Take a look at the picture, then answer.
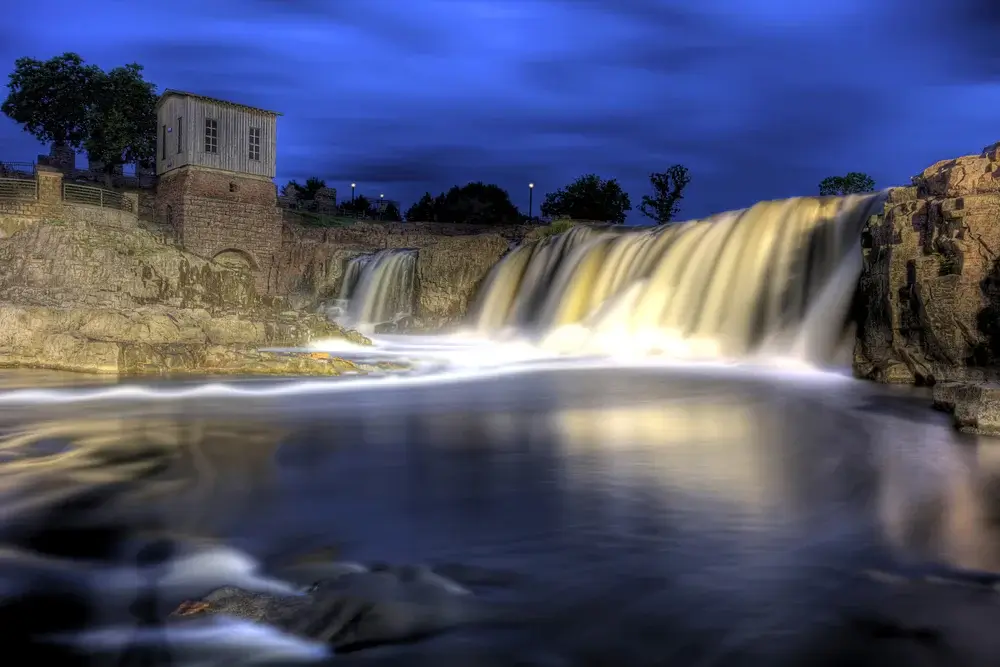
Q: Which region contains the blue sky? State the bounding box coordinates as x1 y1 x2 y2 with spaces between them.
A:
1 0 999 220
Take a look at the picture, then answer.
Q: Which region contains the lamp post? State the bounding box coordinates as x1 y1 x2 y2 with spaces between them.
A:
379 193 384 221
528 183 534 222
350 183 357 218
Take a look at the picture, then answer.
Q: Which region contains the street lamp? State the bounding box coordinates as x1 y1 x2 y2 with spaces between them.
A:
528 183 534 222
379 193 384 221
350 183 356 202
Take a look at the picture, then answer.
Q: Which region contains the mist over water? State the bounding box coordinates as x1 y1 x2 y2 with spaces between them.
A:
4 193 1000 666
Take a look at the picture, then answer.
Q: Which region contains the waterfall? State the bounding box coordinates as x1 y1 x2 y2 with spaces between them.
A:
335 249 417 331
472 193 887 363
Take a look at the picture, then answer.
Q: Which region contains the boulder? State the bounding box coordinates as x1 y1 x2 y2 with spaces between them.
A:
932 381 1000 435
169 563 495 653
0 219 370 375
854 145 1000 384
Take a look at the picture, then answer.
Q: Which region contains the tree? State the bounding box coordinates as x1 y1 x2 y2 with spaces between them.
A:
340 194 373 218
282 177 327 200
84 63 157 174
540 174 631 224
639 164 690 224
404 192 436 221
381 202 402 222
1 52 102 149
403 183 520 224
818 172 876 196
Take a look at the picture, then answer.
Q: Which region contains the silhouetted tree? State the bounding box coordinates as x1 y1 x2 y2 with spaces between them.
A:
639 164 690 224
818 172 876 196
2 52 101 150
84 63 157 174
541 174 631 224
405 192 436 221
404 183 520 224
381 202 402 222
2 54 157 175
282 176 327 200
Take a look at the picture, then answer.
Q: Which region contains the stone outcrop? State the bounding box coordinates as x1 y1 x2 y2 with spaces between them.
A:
275 224 511 327
854 144 1000 385
0 219 369 375
931 381 1000 435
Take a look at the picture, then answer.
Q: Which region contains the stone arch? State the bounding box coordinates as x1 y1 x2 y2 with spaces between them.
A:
212 248 259 271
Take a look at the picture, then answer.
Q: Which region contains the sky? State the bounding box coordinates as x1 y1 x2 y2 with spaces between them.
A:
1 0 999 221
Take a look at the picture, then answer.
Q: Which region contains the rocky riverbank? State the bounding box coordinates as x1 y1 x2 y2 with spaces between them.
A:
854 142 1000 386
0 219 371 376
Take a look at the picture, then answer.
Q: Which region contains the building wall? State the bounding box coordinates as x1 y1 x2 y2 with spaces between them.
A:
156 95 277 179
156 165 281 292
155 95 190 174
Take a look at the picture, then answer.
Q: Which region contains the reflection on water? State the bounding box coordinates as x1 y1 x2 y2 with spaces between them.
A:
2 365 1000 663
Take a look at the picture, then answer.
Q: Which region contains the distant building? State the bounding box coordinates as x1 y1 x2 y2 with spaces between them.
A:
153 89 282 290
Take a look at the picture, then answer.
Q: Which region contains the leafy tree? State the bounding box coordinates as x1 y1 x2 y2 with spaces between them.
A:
84 63 157 174
404 183 520 224
818 172 876 196
340 194 373 217
282 176 327 200
405 192 436 221
639 164 690 224
381 202 402 222
1 52 101 149
540 174 631 224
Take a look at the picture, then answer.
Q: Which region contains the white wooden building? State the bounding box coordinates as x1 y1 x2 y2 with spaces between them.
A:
154 90 280 178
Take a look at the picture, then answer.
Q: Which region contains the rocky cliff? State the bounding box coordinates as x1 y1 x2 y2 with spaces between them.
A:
275 223 511 327
0 219 368 375
854 143 1000 386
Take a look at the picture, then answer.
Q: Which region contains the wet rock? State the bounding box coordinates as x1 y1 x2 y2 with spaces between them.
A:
932 381 1000 435
169 564 496 653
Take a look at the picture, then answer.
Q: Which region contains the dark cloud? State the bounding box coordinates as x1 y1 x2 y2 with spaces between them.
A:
1 0 999 219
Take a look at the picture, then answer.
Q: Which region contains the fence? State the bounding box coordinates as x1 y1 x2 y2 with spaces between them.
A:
63 182 134 213
0 161 36 179
0 177 37 200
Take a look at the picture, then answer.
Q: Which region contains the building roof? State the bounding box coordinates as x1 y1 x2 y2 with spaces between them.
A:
156 89 282 116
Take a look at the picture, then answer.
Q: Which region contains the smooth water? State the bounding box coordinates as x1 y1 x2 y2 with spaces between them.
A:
3 334 1000 665
4 193 1000 665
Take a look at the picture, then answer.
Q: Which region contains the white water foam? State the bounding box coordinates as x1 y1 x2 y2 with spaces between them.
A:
0 332 852 406
51 617 332 664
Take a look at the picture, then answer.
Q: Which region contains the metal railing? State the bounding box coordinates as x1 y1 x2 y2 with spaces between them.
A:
0 161 36 179
63 182 134 213
0 177 37 200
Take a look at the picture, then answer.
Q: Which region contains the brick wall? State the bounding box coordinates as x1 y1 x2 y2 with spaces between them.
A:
156 166 282 292
0 167 138 236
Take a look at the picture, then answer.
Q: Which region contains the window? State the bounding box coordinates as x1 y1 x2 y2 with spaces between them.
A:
161 124 167 159
248 127 261 161
204 119 218 153
176 116 183 154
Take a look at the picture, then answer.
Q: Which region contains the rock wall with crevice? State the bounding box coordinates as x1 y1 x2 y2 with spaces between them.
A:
855 143 1000 385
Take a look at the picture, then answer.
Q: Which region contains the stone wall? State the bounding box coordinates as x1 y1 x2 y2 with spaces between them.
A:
0 167 138 237
156 166 282 292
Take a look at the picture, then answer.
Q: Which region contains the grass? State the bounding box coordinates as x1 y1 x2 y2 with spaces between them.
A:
286 211 362 228
533 218 578 240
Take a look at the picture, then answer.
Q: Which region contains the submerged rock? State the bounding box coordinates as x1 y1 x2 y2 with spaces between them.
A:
169 563 494 653
0 220 371 375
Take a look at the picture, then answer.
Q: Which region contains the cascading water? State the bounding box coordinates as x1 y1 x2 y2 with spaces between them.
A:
472 193 887 364
335 249 417 332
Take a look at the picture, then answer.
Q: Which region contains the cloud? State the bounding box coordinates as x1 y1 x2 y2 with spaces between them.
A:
1 0 999 219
